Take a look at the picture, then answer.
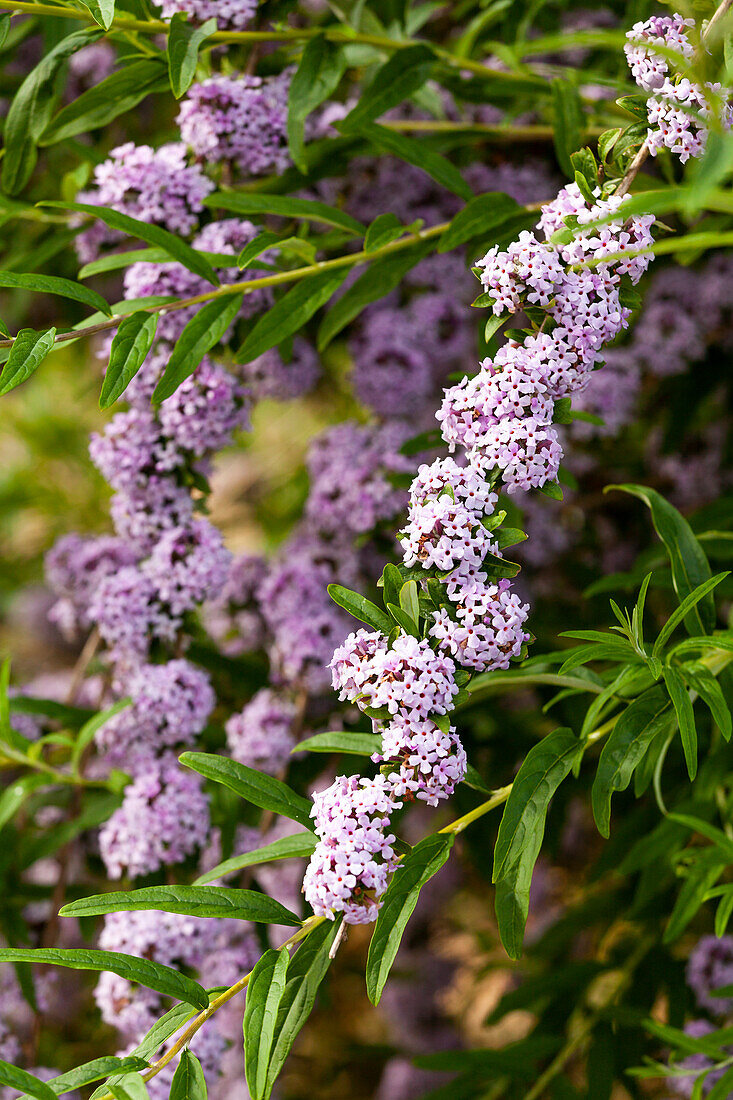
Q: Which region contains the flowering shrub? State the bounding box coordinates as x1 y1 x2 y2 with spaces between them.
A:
0 2 732 1099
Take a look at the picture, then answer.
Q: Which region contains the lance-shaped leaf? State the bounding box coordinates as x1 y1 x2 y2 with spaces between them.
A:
167 14 217 99
170 1049 207 1100
0 948 208 1010
551 79 585 176
108 1073 149 1100
236 269 348 363
101 312 158 408
244 948 290 1100
437 192 525 254
80 0 115 28
366 834 454 1004
653 573 729 656
2 28 102 194
23 1056 150 1099
364 213 406 252
339 44 435 131
180 752 313 829
0 1061 55 1100
153 293 244 402
41 202 219 286
347 121 473 200
0 272 110 315
297 731 382 756
680 661 732 740
591 685 673 837
663 665 698 779
493 728 582 958
238 231 280 269
288 35 346 172
264 919 341 1094
194 832 317 886
664 849 725 943
0 328 56 396
609 485 715 635
40 60 169 144
59 885 300 925
327 584 393 633
204 192 365 236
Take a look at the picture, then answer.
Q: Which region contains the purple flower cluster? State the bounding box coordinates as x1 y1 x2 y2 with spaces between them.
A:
225 688 296 774
158 0 257 29
240 340 321 402
686 935 733 1013
177 72 291 176
626 14 733 162
45 534 138 640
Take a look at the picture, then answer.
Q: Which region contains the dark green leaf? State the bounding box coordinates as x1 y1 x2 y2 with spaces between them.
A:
204 192 365 235
0 775 47 832
40 60 168 144
153 294 243 402
653 573 729 656
493 728 582 958
438 192 520 253
609 485 715 635
364 213 404 252
2 28 102 195
317 240 433 349
194 832 317 886
0 328 56 396
297 731 382 755
22 1057 149 1099
0 1061 55 1100
366 834 454 1004
170 1049 207 1100
244 947 289 1100
327 583 393 633
0 948 208 1010
664 665 698 779
167 14 217 99
349 121 472 200
399 579 420 627
237 270 348 363
551 79 585 177
41 202 219 286
340 44 435 131
0 14 9 49
180 752 313 829
238 231 280 269
664 851 724 943
59 885 300 925
680 662 732 740
591 685 673 837
288 35 346 172
0 271 110 315
101 312 158 408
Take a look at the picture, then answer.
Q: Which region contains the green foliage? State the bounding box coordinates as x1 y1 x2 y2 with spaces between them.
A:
180 752 314 829
100 313 158 408
0 327 56 396
167 14 216 99
59 885 301 925
153 294 244 402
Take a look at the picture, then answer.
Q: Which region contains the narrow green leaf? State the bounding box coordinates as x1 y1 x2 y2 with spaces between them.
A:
109 1073 150 1100
80 0 115 28
180 752 313 829
170 1049 207 1100
0 271 110 315
167 14 217 98
349 121 472 200
297 731 382 755
101 312 158 408
493 728 582 958
236 270 348 364
204 192 365 236
264 920 341 1094
609 485 715 635
340 44 435 131
153 294 243 402
653 573 729 656
680 662 732 740
0 775 47 832
327 584 393 634
317 240 433 349
399 579 420 627
387 603 421 637
664 851 724 943
244 947 290 1100
364 213 404 252
40 60 168 144
664 665 698 779
41 202 219 286
238 231 280 269
194 832 317 886
0 328 56 396
0 1061 55 1100
668 813 733 862
288 35 346 172
438 192 521 253
0 948 208 1010
72 698 131 769
59 885 300 925
366 834 454 1004
21 1056 150 1099
551 79 585 177
0 14 9 49
2 28 102 195
591 685 673 837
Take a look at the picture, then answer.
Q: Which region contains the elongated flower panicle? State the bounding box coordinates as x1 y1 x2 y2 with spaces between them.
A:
225 688 297 774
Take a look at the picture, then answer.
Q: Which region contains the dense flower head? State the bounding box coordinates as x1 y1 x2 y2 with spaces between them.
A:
401 494 497 572
110 477 195 557
303 773 399 923
624 13 695 91
158 0 257 29
157 359 251 457
96 660 215 768
330 629 390 700
203 553 268 655
99 754 210 878
143 518 231 615
239 339 321 402
375 716 467 806
335 632 458 721
686 935 733 1013
476 231 564 315
89 566 178 664
89 408 183 493
431 577 530 671
647 77 733 162
45 534 138 640
473 416 563 494
351 306 435 417
225 689 296 774
76 143 213 261
409 456 498 516
177 72 291 175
